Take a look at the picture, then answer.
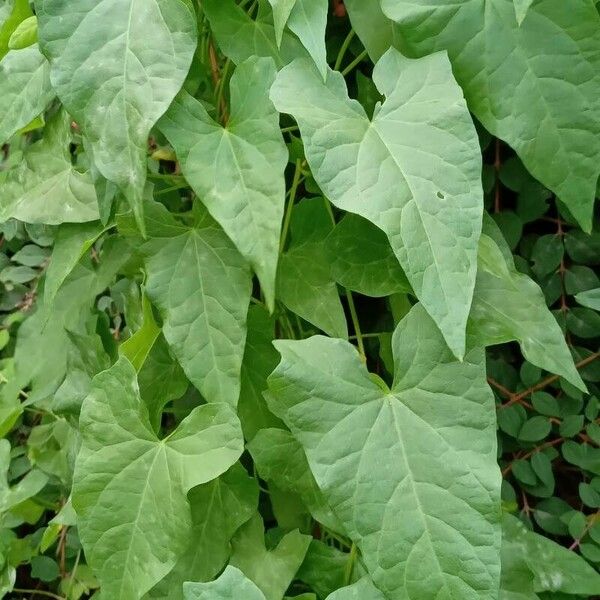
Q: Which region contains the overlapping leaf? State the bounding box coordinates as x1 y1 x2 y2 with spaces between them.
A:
160 57 287 309
0 45 53 144
470 231 585 390
268 303 501 600
381 0 600 231
73 357 243 600
0 110 99 224
35 0 198 229
142 202 252 406
271 48 483 358
148 464 258 600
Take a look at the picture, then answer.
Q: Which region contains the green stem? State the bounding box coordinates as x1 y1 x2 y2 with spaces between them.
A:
66 549 81 596
346 290 365 361
335 30 356 71
279 159 303 252
341 49 368 76
281 125 300 134
215 58 232 123
344 543 358 585
322 199 366 360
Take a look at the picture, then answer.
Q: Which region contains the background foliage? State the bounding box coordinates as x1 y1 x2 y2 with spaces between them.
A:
0 0 599 599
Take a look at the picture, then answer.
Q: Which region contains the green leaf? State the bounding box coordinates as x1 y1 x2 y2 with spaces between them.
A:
143 202 252 406
35 0 198 230
73 357 243 600
238 306 284 441
286 0 328 78
297 541 347 599
159 57 287 309
120 294 161 372
0 46 53 145
230 513 311 600
325 214 411 297
469 233 585 391
344 0 401 62
203 0 307 67
137 335 188 433
277 198 347 338
0 109 99 224
502 514 600 595
267 303 501 600
0 439 47 516
44 221 104 306
513 0 534 25
8 15 37 50
183 566 266 600
270 49 483 358
325 578 387 600
0 0 32 59
266 0 297 46
248 428 343 532
148 464 258 600
575 287 600 311
267 0 327 76
381 0 600 231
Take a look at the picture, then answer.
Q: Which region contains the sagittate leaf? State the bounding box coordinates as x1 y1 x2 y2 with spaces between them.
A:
143 202 252 406
148 463 258 600
381 0 600 231
267 303 501 600
159 57 287 309
469 232 585 391
183 566 266 600
230 513 312 600
270 48 483 358
35 0 198 230
0 46 53 145
0 109 99 224
502 514 600 595
72 357 243 600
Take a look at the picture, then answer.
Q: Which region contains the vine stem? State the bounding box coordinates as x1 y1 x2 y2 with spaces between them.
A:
344 543 358 585
341 50 368 76
279 159 304 252
334 29 355 71
322 199 366 361
503 351 600 407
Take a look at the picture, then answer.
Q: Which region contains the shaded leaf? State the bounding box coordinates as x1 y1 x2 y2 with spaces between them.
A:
160 57 287 309
36 0 198 230
271 49 483 358
73 357 244 600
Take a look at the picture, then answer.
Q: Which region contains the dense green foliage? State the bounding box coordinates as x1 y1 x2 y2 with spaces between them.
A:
0 0 599 598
